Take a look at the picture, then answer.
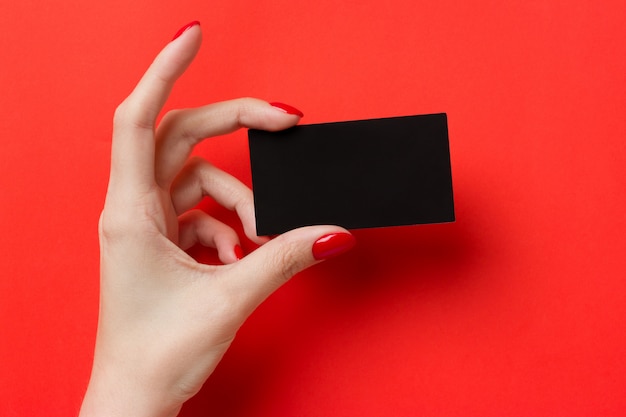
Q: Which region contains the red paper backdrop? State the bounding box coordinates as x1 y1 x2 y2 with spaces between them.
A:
1 1 625 415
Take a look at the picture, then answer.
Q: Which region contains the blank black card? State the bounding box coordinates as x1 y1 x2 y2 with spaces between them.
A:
248 113 454 235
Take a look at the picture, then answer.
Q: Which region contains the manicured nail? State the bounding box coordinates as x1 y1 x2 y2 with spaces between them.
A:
270 102 304 117
172 21 200 41
312 233 356 261
234 244 244 260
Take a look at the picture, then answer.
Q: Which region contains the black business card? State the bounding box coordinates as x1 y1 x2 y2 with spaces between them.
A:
248 113 455 235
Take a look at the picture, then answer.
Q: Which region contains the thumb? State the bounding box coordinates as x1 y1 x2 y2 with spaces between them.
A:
227 226 356 313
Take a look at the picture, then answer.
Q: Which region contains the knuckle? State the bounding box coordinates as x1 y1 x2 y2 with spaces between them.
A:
113 99 153 131
97 211 107 237
192 158 217 188
98 205 154 243
112 101 129 126
233 97 259 127
159 108 184 128
98 209 124 241
267 242 307 284
159 108 196 142
234 194 254 218
113 100 138 125
188 155 210 171
98 209 130 242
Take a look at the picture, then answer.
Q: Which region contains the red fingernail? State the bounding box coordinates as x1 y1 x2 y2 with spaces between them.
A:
270 102 304 117
234 244 244 260
312 233 356 261
172 21 200 41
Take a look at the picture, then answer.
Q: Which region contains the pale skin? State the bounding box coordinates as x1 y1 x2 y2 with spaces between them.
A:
79 23 355 417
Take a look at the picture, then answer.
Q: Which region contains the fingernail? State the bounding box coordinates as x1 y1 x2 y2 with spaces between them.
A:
234 244 244 260
312 233 356 261
172 21 200 41
234 245 245 261
270 102 304 117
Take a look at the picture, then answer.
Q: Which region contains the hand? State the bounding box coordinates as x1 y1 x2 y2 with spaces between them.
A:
79 22 355 417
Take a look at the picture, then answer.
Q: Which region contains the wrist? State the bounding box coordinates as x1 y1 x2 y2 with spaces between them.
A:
79 356 183 417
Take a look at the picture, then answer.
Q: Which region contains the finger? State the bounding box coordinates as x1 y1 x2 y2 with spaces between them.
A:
109 22 202 193
170 157 267 245
218 226 356 315
178 209 243 264
154 98 303 186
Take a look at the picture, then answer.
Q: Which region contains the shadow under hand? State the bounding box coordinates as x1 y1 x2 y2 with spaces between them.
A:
180 219 479 416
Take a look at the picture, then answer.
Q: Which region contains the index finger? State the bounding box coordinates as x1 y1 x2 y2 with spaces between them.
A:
109 22 202 193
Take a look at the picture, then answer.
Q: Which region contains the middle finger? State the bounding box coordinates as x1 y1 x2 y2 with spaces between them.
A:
154 97 302 187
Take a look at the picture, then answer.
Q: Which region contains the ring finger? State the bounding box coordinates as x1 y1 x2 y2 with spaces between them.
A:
170 157 267 245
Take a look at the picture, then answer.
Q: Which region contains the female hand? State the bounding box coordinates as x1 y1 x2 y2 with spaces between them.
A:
79 22 355 417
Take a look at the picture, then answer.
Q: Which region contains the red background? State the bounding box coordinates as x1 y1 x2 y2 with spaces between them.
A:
1 0 625 415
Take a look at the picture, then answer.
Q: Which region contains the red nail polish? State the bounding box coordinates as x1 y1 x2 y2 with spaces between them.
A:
270 102 304 117
234 244 244 260
312 233 356 261
172 21 200 41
